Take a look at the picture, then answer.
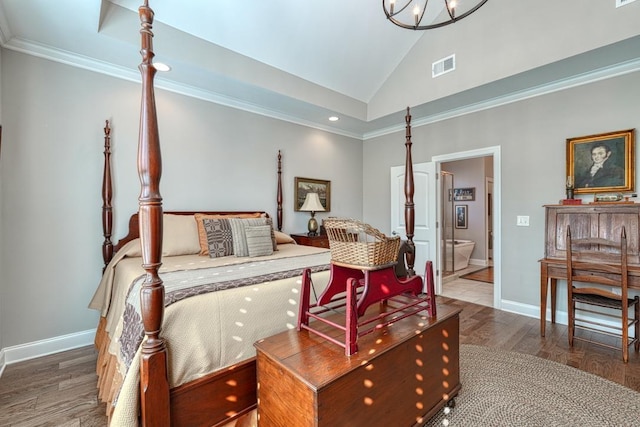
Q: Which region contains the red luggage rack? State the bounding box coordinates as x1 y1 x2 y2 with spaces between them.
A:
296 218 437 356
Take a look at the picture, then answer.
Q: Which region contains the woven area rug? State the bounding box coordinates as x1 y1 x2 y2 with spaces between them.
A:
459 267 493 283
424 345 640 427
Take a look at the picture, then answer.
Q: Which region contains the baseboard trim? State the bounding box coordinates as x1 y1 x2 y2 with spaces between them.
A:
0 349 6 378
469 258 488 267
499 299 636 338
0 328 96 375
501 298 569 325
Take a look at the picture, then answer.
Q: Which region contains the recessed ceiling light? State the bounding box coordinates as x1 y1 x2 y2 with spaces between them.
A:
153 62 171 72
329 116 339 122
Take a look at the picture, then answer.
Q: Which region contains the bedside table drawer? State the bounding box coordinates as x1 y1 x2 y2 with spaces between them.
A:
291 233 329 248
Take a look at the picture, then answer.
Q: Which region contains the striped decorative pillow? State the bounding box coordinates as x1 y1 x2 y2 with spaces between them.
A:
245 225 274 257
229 218 269 257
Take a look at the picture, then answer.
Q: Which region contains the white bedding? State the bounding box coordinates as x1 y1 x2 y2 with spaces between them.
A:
90 240 332 426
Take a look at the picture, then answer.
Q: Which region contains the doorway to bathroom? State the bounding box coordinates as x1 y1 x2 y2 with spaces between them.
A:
434 147 500 309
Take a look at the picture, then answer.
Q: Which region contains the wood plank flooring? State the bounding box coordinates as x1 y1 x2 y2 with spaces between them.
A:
459 266 493 283
0 297 638 426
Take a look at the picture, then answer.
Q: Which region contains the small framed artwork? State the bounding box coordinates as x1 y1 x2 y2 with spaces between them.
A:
453 187 475 201
294 177 331 212
455 205 468 229
567 129 635 194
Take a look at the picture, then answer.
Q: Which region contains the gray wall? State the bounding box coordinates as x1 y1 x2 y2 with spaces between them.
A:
0 49 362 354
363 70 640 310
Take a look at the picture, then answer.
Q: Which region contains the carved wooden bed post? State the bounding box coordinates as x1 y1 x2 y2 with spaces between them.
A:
102 120 113 272
277 150 283 231
404 107 416 276
137 1 170 425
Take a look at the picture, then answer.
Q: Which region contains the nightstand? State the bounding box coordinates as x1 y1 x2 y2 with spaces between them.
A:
290 233 329 249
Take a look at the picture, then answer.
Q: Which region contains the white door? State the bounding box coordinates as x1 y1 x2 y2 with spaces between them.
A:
390 162 438 291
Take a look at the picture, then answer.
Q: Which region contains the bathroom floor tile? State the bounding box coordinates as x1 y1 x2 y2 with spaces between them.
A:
441 264 494 307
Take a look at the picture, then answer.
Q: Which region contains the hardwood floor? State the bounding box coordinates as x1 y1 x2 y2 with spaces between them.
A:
0 346 107 426
1 297 638 426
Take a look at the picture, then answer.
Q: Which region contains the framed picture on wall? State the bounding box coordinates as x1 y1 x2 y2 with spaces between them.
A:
453 187 475 201
294 177 331 212
567 128 635 194
455 205 468 229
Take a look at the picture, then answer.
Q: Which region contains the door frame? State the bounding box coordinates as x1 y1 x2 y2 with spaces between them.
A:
432 146 501 309
486 177 494 262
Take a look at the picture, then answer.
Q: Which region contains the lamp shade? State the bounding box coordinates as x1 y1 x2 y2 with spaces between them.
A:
300 193 325 212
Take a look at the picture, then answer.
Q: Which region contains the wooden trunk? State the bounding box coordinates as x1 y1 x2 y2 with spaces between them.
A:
255 304 461 427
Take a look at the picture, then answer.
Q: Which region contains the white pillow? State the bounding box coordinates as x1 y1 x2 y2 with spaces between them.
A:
274 230 295 245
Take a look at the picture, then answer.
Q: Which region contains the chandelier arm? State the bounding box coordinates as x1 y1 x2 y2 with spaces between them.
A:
416 0 428 27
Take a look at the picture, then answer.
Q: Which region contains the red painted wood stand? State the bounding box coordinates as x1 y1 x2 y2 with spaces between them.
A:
297 261 437 355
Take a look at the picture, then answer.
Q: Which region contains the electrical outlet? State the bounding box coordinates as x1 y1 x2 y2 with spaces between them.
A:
516 216 530 226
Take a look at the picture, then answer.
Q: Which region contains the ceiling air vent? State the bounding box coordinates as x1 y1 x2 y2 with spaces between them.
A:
432 54 455 78
616 0 637 7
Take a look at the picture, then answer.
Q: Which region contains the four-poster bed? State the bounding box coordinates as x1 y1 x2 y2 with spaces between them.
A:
93 115 333 426
91 1 428 426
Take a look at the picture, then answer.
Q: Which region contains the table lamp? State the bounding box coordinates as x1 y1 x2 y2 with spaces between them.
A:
300 192 325 236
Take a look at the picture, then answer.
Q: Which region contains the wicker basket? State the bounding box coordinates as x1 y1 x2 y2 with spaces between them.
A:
323 218 401 269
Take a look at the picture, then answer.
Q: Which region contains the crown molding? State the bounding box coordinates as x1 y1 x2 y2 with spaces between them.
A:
2 36 639 141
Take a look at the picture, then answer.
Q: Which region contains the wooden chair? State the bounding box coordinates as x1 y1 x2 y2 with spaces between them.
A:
566 226 640 362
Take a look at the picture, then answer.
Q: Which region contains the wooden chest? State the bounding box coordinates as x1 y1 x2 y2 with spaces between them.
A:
255 304 461 427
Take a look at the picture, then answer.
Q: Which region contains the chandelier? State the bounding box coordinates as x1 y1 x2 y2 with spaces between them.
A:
383 0 488 30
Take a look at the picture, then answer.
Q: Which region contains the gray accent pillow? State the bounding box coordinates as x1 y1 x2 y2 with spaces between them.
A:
203 218 234 258
245 225 275 257
265 217 277 251
229 218 269 257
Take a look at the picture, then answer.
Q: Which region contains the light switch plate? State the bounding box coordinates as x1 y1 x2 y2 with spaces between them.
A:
516 216 530 226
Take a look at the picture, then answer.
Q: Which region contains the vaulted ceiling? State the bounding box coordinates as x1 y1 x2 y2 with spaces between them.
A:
1 0 639 138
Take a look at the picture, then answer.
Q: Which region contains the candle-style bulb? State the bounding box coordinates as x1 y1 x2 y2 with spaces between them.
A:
446 0 457 18
389 0 395 14
413 4 420 25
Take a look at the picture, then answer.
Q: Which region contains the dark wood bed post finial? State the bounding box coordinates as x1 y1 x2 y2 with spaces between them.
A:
277 150 283 231
137 1 170 425
404 107 416 276
102 120 113 272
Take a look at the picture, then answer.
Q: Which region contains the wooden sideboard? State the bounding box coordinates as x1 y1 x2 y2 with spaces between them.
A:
540 203 640 336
